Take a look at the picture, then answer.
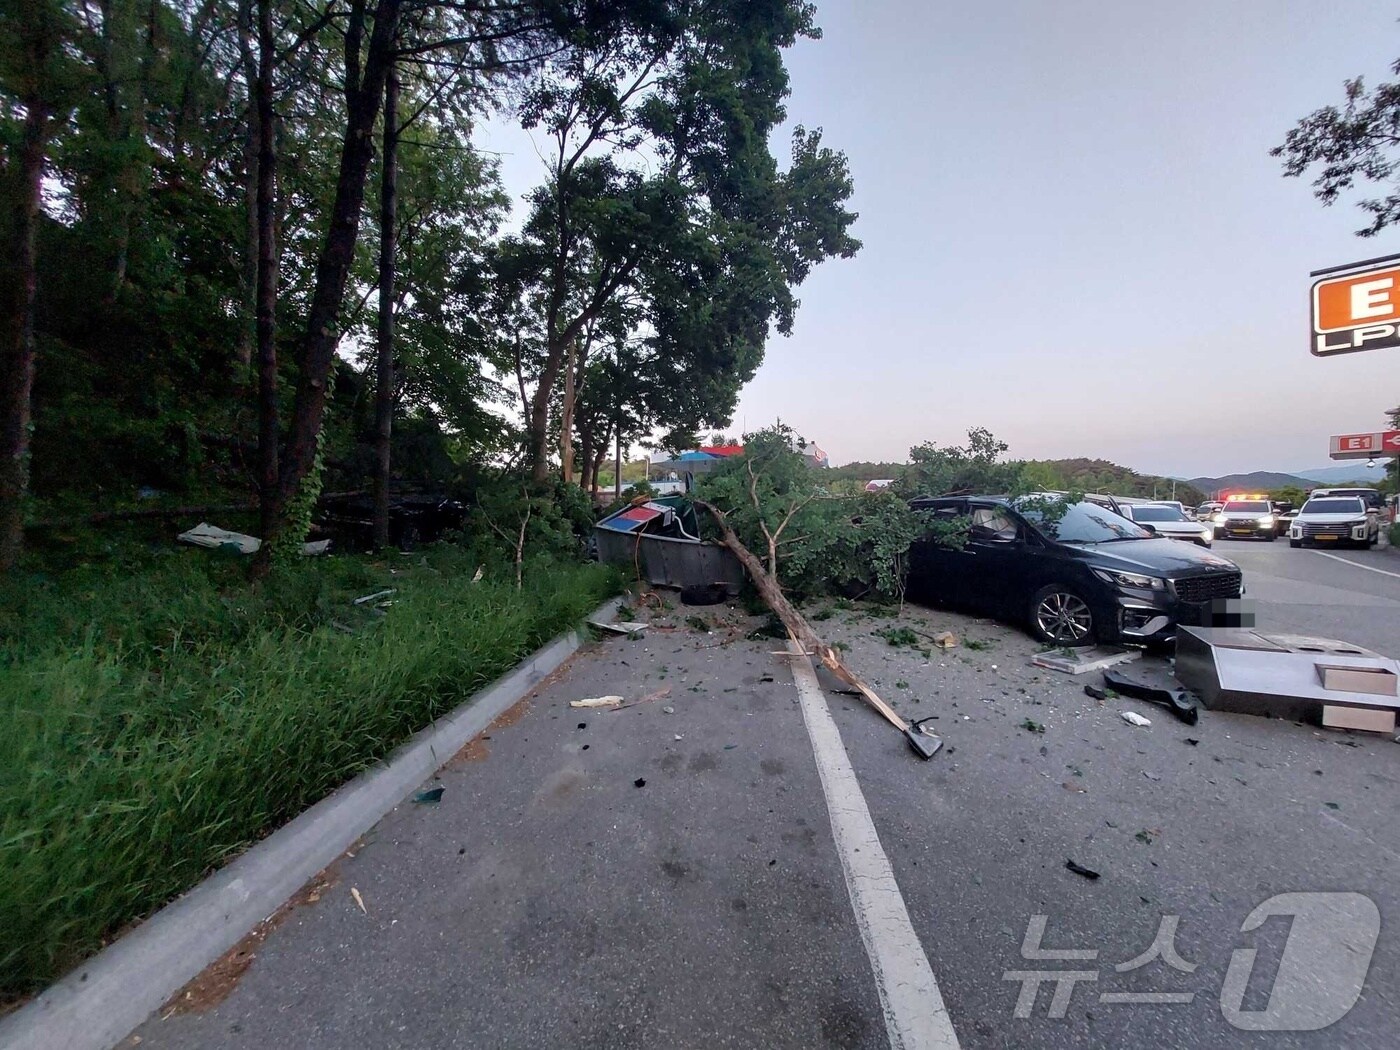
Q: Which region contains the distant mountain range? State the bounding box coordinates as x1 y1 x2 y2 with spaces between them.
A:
1187 463 1389 495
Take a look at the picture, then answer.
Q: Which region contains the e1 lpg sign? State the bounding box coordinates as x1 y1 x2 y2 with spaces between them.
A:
1311 263 1400 356
1330 430 1400 459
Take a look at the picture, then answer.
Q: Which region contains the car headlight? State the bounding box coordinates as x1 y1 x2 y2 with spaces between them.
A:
1258 515 1274 527
1093 568 1166 591
1199 529 1212 541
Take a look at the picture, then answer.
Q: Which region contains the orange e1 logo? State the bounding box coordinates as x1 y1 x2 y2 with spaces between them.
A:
1311 262 1400 355
1313 267 1400 331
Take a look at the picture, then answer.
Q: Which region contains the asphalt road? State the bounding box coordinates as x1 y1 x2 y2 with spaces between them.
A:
124 550 1400 1050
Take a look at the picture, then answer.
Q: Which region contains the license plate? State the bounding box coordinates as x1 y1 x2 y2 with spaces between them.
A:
1229 529 1252 535
1316 535 1338 542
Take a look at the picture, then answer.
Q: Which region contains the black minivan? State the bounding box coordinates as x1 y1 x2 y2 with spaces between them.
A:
906 496 1244 647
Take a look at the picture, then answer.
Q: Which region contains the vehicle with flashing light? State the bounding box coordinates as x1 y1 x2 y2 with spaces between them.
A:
1211 496 1277 541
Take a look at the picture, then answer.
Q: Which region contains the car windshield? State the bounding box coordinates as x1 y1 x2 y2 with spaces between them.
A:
1302 498 1364 514
1130 506 1188 522
1318 490 1379 506
1016 500 1152 543
1223 501 1270 513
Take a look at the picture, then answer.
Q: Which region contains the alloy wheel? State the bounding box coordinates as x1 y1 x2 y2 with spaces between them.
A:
1035 592 1093 644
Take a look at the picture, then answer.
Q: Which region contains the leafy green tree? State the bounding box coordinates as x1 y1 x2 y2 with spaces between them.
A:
896 428 1022 499
1274 55 1400 235
505 1 860 483
0 0 84 569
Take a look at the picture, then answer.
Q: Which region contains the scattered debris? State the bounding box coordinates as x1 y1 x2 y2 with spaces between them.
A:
927 631 959 649
570 695 624 708
877 626 921 648
1134 829 1159 845
1142 771 1161 781
1121 711 1152 727
633 778 647 788
723 744 737 750
1185 738 1199 746
350 887 367 914
590 620 649 637
1033 646 1140 675
1102 670 1200 725
178 522 330 557
471 566 484 583
411 787 444 804
1020 719 1046 734
577 722 587 730
1062 781 1087 793
1083 684 1117 702
352 588 396 606
1324 801 1340 810
612 687 671 711
661 705 675 714
1065 859 1101 880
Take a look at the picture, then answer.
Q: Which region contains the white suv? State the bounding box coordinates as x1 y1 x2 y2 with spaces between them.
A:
1288 496 1380 549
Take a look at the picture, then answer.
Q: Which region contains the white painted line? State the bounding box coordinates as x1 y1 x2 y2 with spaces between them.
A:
1310 549 1400 580
787 642 960 1050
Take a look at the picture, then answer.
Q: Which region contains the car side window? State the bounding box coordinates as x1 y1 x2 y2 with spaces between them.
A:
969 506 1017 542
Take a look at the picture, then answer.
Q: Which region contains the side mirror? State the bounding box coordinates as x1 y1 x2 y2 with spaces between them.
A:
1141 523 1158 535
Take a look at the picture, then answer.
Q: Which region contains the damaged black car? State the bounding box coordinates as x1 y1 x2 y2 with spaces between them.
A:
905 496 1243 647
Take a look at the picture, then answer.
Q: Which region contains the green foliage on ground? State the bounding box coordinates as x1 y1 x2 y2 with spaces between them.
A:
1390 522 1400 547
0 546 618 997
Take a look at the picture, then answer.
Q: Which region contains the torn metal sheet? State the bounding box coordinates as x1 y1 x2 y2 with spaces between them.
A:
589 620 649 637
178 522 330 557
1176 627 1400 729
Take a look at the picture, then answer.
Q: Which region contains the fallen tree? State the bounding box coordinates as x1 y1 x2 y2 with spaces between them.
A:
694 496 942 760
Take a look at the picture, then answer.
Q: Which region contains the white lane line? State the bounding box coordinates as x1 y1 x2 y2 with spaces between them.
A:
1309 549 1400 580
787 643 960 1050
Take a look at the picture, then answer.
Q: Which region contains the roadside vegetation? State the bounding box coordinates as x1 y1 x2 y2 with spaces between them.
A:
0 539 617 998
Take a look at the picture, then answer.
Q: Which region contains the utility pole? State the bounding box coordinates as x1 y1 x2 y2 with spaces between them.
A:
614 417 622 502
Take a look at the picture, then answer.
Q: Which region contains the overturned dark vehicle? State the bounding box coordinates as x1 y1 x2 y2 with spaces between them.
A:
317 493 467 551
906 495 1244 647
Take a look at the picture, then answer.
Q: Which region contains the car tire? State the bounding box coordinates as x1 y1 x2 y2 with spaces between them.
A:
1289 539 1301 548
1264 534 1275 542
1368 532 1379 547
1028 585 1096 648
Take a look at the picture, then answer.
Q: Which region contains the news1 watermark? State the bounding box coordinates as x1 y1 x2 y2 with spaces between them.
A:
1004 893 1380 1031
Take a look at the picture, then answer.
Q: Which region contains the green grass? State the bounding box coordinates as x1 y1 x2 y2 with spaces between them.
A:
0 545 617 997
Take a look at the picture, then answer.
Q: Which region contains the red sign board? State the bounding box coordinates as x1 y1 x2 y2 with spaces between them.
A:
1330 430 1400 459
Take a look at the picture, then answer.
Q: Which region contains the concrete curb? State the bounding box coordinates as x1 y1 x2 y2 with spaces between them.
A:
0 596 621 1050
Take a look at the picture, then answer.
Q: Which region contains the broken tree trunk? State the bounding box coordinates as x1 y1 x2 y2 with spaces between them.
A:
693 499 940 759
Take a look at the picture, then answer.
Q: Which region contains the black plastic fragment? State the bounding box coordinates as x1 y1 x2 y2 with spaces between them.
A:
1102 669 1201 725
1065 859 1101 880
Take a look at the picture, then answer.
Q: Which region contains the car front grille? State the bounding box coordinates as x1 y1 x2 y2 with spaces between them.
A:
1300 521 1363 536
1172 572 1243 603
